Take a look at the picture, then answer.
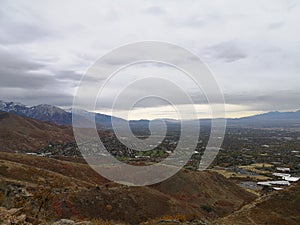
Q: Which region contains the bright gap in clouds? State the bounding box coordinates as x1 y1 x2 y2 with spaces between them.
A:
92 62 261 120
93 62 214 120
95 104 264 120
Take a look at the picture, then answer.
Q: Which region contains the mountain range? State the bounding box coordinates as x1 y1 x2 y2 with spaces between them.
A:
1 100 300 128
229 110 300 128
0 100 125 128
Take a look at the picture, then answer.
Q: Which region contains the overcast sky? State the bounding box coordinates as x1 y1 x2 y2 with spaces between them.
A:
0 0 299 119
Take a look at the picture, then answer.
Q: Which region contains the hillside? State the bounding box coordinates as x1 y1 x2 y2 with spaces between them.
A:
0 152 256 224
152 170 255 217
218 182 300 225
0 112 74 152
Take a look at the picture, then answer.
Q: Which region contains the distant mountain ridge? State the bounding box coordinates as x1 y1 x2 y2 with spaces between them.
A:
0 100 125 127
229 110 300 128
1 100 300 128
0 100 72 125
243 110 300 120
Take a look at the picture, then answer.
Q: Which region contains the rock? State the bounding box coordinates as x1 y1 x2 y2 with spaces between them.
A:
75 222 92 225
52 219 92 225
141 219 210 225
52 219 75 225
0 207 32 225
105 204 113 211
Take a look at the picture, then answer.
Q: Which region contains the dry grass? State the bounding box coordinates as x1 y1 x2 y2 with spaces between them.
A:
218 182 300 225
238 163 273 175
0 152 257 224
210 168 270 181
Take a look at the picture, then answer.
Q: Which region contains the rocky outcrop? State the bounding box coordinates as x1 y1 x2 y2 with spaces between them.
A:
0 207 32 225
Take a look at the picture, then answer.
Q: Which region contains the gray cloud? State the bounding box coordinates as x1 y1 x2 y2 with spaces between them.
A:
54 70 83 81
0 0 299 118
0 4 54 45
203 41 247 63
143 6 165 15
0 49 56 88
0 47 76 107
172 15 206 28
267 21 284 30
0 71 55 89
0 87 74 108
225 90 300 111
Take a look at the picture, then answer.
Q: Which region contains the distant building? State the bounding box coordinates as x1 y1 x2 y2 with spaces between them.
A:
134 155 150 159
257 181 290 186
283 176 300 182
271 162 282 165
272 172 299 182
273 187 283 190
272 173 291 178
276 167 290 172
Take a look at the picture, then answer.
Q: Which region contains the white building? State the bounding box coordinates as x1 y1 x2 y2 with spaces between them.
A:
272 173 291 178
284 176 300 182
276 167 290 172
257 181 291 186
